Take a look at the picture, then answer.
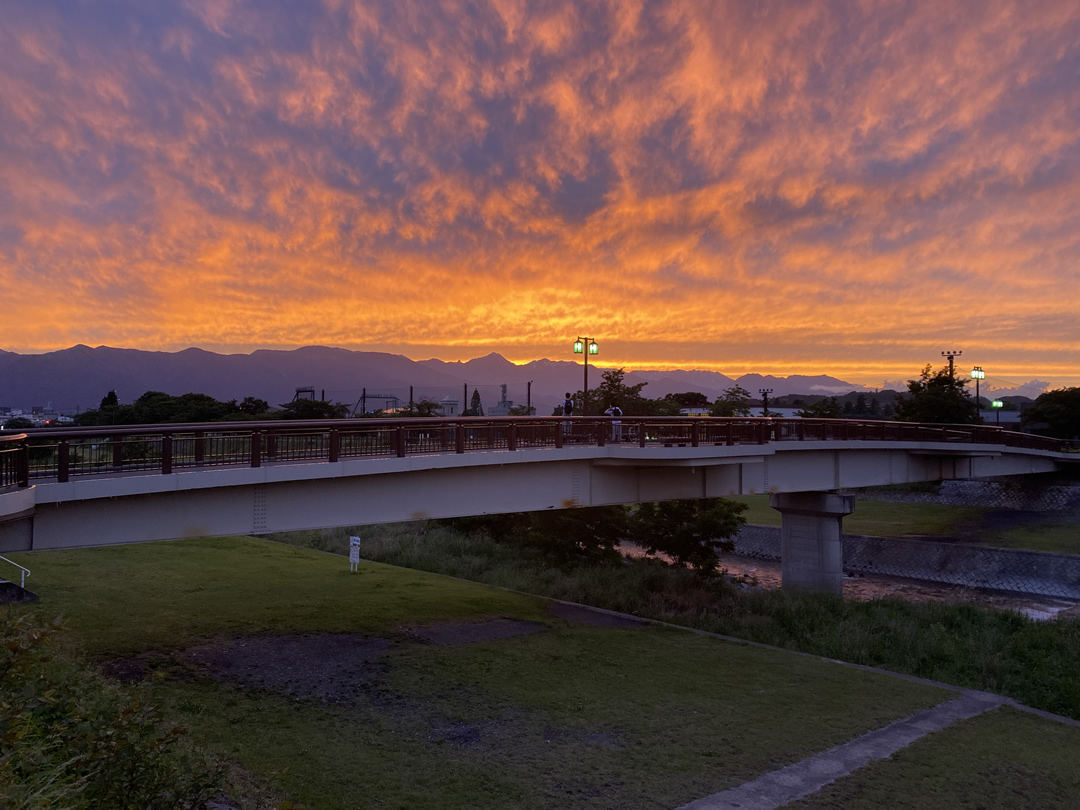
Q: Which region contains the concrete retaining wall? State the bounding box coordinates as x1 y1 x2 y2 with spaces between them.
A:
863 480 1080 511
733 525 1080 599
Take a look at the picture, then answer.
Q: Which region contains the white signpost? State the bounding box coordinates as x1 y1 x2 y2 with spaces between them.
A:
349 536 361 572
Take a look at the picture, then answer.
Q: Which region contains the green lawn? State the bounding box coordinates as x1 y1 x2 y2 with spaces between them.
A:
979 516 1080 555
10 536 952 809
733 495 980 538
732 494 1080 554
791 706 1080 809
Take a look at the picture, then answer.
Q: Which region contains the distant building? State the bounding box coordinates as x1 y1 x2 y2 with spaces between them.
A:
438 396 460 416
679 407 710 417
488 384 514 417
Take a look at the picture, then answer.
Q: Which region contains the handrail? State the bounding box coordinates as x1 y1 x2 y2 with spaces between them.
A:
0 417 1075 491
0 554 29 589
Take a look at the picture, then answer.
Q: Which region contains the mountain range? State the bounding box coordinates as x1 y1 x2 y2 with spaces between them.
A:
0 344 875 415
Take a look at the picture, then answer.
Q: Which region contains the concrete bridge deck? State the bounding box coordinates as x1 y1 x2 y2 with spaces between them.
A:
2 417 1075 594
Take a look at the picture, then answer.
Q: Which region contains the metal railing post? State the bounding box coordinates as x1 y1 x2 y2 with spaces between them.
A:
691 422 699 447
16 443 29 488
507 424 517 452
328 429 340 463
112 437 123 472
456 424 465 453
639 422 647 448
194 432 205 466
250 432 262 468
161 434 173 475
396 427 406 458
57 440 70 483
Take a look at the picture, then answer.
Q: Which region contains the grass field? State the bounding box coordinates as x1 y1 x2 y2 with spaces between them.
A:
9 536 959 809
790 706 1080 809
730 495 986 537
731 494 1080 554
980 517 1080 555
8 535 1080 807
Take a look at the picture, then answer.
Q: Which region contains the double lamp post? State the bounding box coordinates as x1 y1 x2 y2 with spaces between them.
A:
573 337 599 416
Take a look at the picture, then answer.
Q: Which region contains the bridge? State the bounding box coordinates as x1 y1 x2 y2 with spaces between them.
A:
1 417 1076 594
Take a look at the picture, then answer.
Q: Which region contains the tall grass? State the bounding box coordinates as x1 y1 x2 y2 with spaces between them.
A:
273 522 1080 720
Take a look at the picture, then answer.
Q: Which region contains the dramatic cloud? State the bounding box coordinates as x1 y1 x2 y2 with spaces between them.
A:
1 0 1078 387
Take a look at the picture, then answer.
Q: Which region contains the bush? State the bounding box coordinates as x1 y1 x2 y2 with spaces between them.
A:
0 611 224 809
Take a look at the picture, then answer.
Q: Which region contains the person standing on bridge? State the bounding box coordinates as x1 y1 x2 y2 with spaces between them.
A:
605 402 622 442
562 392 575 437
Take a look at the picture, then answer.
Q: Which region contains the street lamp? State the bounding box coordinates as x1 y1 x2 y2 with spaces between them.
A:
573 337 599 416
942 350 962 378
759 388 773 417
991 399 1003 425
970 366 985 413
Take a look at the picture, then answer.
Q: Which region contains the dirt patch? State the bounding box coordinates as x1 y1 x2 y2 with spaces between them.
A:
180 633 390 703
409 617 544 645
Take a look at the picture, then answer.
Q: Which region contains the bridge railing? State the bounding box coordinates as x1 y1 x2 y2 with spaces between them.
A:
0 433 29 490
0 416 1074 491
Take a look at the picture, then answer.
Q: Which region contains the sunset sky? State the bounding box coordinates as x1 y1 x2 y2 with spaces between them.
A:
2 0 1078 391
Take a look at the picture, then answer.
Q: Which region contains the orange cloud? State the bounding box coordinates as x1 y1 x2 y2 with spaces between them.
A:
0 0 1077 388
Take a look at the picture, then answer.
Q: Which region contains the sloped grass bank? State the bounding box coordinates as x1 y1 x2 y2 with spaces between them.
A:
7 537 951 810
274 523 1080 720
730 494 987 537
732 494 1080 555
790 706 1080 809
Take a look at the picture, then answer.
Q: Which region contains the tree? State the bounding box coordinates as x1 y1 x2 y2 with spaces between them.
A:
797 398 842 419
396 398 441 418
2 417 34 430
1021 387 1080 440
435 506 629 565
629 498 747 575
467 388 484 417
709 386 752 417
233 397 270 416
664 391 710 409
276 398 349 419
520 506 629 564
894 364 979 424
595 368 649 414
507 404 535 416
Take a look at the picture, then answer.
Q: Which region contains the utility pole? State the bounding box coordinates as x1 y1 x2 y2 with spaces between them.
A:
759 388 773 417
527 381 532 415
941 350 962 378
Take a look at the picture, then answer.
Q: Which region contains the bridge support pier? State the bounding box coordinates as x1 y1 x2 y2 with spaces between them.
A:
770 491 855 596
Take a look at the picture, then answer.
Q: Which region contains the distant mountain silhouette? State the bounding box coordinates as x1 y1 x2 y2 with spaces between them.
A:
0 345 871 416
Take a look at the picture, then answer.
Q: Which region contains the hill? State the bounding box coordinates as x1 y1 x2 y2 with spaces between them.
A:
1 345 871 416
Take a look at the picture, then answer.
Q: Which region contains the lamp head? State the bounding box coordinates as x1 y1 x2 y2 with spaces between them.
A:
588 340 599 356
573 339 584 354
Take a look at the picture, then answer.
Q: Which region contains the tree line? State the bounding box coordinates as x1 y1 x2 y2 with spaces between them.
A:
5 367 1076 441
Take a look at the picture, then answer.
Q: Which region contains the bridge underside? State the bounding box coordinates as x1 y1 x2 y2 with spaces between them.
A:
1 441 1068 595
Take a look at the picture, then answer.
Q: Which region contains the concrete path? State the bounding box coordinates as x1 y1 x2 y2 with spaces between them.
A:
676 691 1008 810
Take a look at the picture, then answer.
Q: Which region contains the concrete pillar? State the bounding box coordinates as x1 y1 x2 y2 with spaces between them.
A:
770 491 855 596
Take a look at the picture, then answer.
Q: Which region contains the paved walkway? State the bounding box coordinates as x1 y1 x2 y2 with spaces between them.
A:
548 599 1080 810
676 691 1008 809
